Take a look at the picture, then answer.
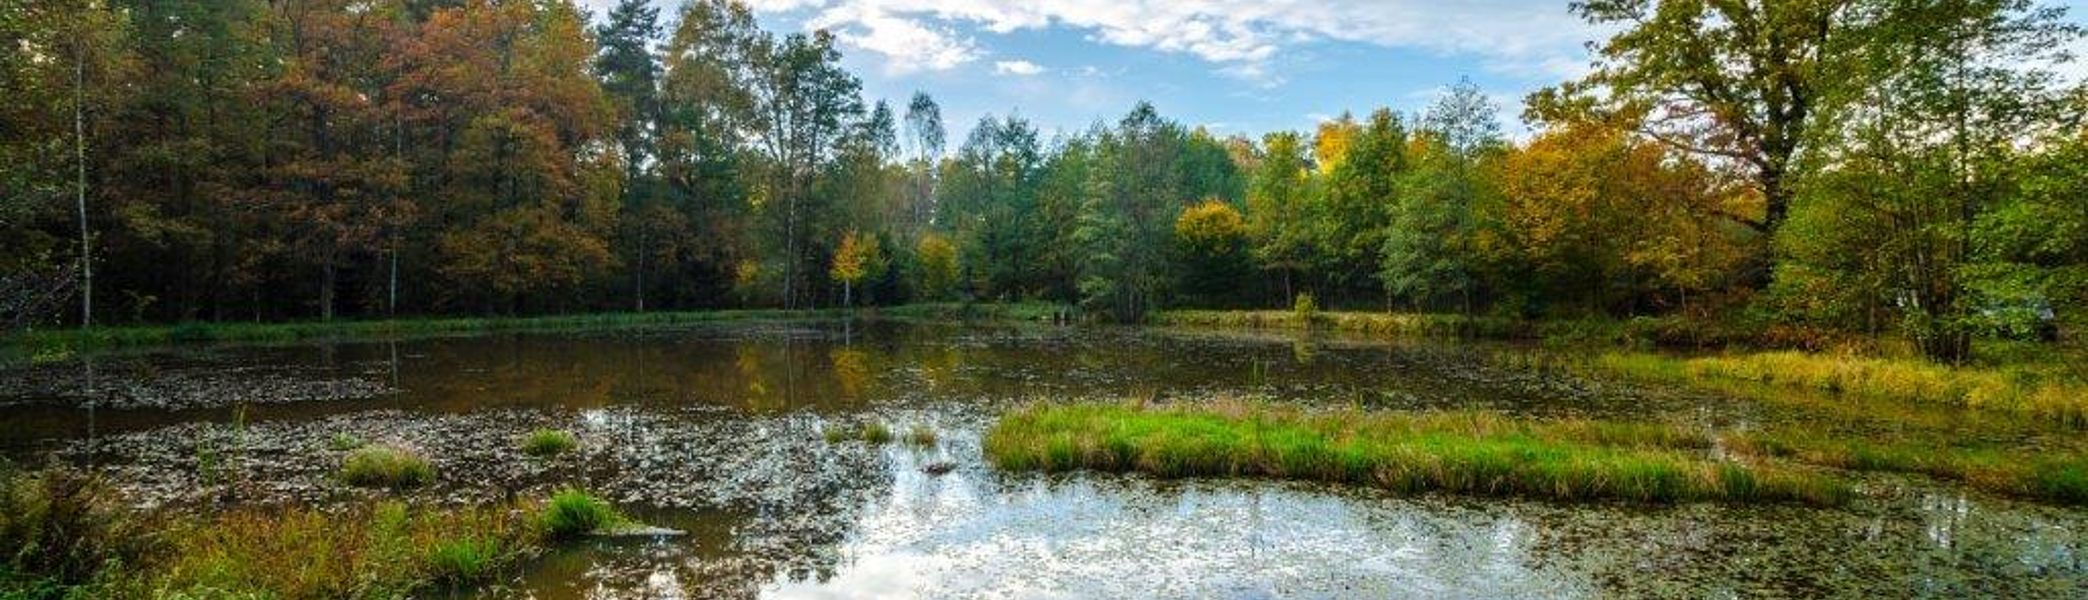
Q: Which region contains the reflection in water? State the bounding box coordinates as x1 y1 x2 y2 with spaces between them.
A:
1 321 2085 598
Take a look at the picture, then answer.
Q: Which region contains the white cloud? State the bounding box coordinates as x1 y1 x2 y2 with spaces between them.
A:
742 0 1599 83
799 2 983 73
993 60 1047 76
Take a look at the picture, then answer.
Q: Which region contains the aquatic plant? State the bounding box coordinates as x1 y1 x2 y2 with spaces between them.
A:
824 421 896 445
861 422 894 444
339 445 435 489
904 425 938 447
520 429 578 457
0 466 147 594
540 489 620 539
983 402 1848 505
143 500 537 598
1597 350 2088 428
327 432 365 452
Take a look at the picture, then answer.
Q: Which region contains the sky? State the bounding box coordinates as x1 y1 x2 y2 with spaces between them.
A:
582 0 2088 143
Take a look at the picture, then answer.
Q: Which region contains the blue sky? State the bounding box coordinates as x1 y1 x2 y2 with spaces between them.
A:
585 0 2088 143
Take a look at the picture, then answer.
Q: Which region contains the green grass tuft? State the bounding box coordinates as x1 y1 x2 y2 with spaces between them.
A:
519 429 578 457
824 421 896 445
983 402 1847 505
339 445 435 489
327 432 366 452
540 489 620 539
904 425 938 447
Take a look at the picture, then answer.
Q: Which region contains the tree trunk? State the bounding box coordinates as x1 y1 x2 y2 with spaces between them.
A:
75 40 92 329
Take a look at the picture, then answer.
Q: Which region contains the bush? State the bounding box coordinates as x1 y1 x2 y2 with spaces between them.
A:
339 446 435 489
539 489 618 539
519 429 577 457
0 466 146 594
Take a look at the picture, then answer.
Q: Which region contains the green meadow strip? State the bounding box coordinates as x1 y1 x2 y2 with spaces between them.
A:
983 402 1847 505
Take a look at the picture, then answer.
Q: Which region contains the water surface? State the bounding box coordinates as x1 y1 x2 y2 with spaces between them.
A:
2 321 2081 598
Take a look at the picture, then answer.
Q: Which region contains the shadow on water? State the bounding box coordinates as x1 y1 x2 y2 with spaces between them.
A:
1 320 2084 598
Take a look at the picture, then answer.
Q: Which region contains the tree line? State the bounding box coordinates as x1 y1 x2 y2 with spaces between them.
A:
3 0 2084 361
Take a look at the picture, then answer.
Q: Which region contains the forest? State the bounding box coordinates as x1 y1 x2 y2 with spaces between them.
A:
4 0 2086 362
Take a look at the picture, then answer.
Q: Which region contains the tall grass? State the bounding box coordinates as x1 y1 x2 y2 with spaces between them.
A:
339 445 435 489
1598 351 2088 428
143 500 537 598
0 467 627 599
540 489 620 539
519 429 578 457
983 402 1846 505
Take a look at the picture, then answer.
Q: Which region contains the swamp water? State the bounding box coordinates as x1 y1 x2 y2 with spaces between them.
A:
1 321 2082 598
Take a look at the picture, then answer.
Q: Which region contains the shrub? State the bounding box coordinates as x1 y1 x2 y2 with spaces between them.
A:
519 429 578 457
0 466 146 593
339 446 435 489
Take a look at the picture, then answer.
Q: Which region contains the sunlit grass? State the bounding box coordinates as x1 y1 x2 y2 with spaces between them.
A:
339 445 435 489
824 421 895 445
0 469 633 599
519 429 578 457
540 489 620 539
1597 350 2088 428
904 425 938 447
143 500 536 598
983 402 1846 505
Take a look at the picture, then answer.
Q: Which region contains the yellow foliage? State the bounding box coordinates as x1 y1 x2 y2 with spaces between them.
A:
916 233 959 300
1173 199 1247 251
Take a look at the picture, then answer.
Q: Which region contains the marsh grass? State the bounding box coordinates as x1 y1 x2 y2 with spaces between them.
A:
1599 350 2088 427
0 468 625 599
143 500 536 598
327 432 365 452
1594 351 2088 504
824 422 895 444
339 445 434 489
984 402 1846 505
519 429 578 457
904 425 938 447
540 489 620 539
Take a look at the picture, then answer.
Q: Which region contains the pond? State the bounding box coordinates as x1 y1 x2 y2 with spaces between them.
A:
2 321 2083 598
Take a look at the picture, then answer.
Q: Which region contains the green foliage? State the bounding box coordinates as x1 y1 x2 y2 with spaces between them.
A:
984 402 1845 504
339 446 435 489
0 467 144 595
904 425 938 447
540 489 619 539
519 429 578 457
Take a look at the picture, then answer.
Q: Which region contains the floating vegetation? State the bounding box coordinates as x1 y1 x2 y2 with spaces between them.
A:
339 445 435 489
520 428 578 457
984 402 1847 505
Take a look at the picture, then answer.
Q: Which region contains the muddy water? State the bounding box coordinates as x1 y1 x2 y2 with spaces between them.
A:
2 321 2083 598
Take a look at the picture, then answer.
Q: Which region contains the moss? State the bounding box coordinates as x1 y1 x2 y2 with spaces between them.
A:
339 445 435 489
984 402 1846 505
519 429 578 457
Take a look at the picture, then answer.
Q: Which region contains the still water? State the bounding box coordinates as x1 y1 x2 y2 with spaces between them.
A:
2 321 2082 598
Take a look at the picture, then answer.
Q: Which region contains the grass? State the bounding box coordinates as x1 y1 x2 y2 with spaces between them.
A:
539 489 620 539
983 402 1847 505
338 445 435 489
1596 350 2088 428
519 429 578 457
327 433 365 452
824 421 895 444
0 466 630 599
904 425 938 447
1590 350 2088 504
